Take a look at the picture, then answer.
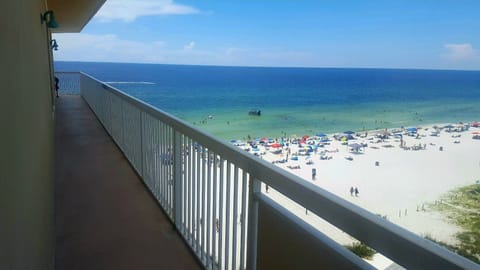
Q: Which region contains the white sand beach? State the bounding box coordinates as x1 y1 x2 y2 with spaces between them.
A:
235 122 480 268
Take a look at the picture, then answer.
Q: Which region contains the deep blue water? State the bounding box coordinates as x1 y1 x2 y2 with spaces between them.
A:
55 61 480 139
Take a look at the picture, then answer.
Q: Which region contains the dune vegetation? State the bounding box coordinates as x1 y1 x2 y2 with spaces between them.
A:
428 184 480 264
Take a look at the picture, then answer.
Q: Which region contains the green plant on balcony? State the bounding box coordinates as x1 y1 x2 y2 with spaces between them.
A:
344 241 376 260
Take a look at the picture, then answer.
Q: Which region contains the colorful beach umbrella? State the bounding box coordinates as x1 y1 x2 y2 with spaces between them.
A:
270 143 282 148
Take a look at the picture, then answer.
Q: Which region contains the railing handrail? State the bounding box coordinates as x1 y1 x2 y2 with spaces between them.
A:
79 71 480 270
55 71 81 74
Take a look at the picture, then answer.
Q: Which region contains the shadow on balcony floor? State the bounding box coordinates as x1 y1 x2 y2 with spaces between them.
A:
54 95 201 270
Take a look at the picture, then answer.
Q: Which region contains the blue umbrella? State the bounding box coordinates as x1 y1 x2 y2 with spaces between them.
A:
406 127 417 133
316 133 327 137
343 131 355 135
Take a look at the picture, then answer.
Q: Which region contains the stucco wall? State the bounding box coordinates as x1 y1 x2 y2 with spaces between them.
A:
0 0 54 269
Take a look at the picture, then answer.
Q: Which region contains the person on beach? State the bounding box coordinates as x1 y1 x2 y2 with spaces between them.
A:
215 219 220 232
350 187 354 196
354 187 359 197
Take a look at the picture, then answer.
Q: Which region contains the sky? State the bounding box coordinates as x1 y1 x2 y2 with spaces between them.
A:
53 0 480 70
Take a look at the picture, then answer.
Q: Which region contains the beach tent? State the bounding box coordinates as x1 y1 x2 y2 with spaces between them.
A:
443 124 454 131
348 143 363 152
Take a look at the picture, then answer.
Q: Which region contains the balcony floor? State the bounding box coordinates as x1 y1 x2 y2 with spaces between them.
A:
54 95 201 270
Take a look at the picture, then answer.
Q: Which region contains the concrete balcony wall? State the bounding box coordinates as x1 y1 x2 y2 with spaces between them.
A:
0 0 55 269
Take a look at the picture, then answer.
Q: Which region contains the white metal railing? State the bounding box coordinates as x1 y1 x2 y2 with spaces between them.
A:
55 72 81 95
75 71 479 270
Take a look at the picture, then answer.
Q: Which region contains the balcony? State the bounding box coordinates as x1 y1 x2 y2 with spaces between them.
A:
54 95 201 269
54 72 479 270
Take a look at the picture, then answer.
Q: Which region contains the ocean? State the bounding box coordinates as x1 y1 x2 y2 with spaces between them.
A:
54 61 480 140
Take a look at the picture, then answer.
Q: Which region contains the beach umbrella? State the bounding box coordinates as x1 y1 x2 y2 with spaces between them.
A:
444 124 454 129
472 131 480 135
320 136 330 142
472 121 480 127
343 130 355 135
406 127 417 134
316 133 327 137
270 143 282 148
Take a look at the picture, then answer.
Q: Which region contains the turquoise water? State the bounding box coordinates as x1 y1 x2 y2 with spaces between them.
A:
55 62 480 139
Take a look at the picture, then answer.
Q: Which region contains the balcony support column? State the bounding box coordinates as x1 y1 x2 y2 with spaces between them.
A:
246 177 261 270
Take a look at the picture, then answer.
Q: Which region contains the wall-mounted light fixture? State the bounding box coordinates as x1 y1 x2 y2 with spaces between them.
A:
51 39 59 51
41 10 59 29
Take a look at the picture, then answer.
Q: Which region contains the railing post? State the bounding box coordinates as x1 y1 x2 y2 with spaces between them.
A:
246 177 261 270
139 111 144 178
173 130 183 232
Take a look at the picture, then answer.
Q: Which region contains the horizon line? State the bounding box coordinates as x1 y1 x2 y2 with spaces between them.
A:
53 60 480 73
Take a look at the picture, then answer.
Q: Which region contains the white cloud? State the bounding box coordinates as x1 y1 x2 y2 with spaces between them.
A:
95 0 199 22
443 43 475 61
52 33 168 63
52 33 320 67
184 41 195 50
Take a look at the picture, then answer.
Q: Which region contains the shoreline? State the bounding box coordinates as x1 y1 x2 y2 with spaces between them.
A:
186 101 480 141
233 121 480 267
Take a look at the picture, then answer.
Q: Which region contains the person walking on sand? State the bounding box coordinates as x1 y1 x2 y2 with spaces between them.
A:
350 187 354 196
354 187 359 197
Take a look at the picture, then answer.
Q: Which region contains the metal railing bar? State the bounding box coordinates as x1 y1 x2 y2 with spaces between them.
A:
239 171 248 270
224 161 232 270
201 145 207 263
206 149 212 266
212 153 218 269
232 165 239 270
218 158 225 269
